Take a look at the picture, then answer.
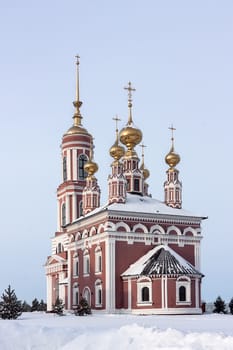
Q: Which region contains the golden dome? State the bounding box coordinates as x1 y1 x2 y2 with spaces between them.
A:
119 124 142 150
65 124 90 136
109 140 125 161
84 159 98 177
165 145 180 168
141 165 150 180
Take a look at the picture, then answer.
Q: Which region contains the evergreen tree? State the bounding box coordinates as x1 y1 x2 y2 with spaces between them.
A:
31 298 40 312
213 296 226 314
53 297 64 315
38 299 47 312
229 298 233 315
0 285 22 320
76 297 91 316
22 300 31 312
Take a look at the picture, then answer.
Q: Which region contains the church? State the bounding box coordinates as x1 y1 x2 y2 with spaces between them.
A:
45 57 207 314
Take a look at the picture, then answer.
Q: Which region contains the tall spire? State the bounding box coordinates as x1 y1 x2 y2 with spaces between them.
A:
165 125 180 168
164 125 182 208
73 55 83 127
124 81 136 125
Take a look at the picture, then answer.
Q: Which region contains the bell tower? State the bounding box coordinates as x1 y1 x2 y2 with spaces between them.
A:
119 82 143 195
56 56 93 230
164 125 182 208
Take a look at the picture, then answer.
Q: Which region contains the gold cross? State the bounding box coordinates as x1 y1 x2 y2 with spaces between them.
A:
75 54 80 65
169 124 176 141
124 81 136 102
140 143 147 158
112 115 121 131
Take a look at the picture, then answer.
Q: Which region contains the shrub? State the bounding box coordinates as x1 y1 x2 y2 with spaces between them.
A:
0 285 23 320
213 296 226 314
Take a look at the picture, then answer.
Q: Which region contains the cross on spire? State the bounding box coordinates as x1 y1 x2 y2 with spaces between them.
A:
169 124 176 142
140 143 147 158
73 55 82 126
113 115 121 132
124 81 136 103
124 81 136 124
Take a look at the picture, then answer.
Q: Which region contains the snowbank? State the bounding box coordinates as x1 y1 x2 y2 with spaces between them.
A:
0 312 233 350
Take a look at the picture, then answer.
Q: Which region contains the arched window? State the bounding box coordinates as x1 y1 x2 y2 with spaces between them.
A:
73 283 79 306
134 179 139 192
141 286 149 302
137 277 152 305
63 156 67 181
179 286 186 302
83 250 90 275
73 256 79 276
83 287 91 305
176 277 191 304
78 154 88 180
57 243 64 254
95 280 102 307
79 201 83 217
95 247 102 274
62 203 66 226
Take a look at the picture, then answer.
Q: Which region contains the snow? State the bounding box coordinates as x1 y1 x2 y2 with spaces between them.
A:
1 312 233 350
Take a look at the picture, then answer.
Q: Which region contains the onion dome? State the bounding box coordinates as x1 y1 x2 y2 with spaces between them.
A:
119 82 142 153
165 125 180 168
64 56 91 136
84 143 98 178
110 116 125 162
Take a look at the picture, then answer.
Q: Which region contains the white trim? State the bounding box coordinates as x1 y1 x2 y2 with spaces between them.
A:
176 276 191 305
46 275 52 311
105 237 115 312
67 249 71 309
73 149 77 181
128 278 132 311
72 194 77 222
130 307 202 315
195 278 199 308
137 277 152 306
67 149 71 180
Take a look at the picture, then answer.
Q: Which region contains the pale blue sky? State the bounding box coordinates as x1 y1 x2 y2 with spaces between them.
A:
0 0 232 303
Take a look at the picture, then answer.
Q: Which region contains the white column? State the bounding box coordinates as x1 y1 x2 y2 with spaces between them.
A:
67 149 71 180
161 276 164 309
72 195 77 222
164 275 168 309
73 149 77 181
128 278 132 311
67 249 71 310
57 199 60 231
105 237 115 312
195 242 200 270
66 195 70 225
195 278 199 308
46 275 53 311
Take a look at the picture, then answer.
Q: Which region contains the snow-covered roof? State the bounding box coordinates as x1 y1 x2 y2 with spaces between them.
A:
122 244 203 277
107 193 205 218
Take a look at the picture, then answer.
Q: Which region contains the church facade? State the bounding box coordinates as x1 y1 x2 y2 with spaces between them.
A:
45 58 206 314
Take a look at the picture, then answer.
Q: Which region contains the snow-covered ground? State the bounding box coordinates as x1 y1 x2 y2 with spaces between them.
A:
1 312 233 350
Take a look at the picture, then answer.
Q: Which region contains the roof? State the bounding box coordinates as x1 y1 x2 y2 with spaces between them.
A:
74 193 206 223
122 244 203 277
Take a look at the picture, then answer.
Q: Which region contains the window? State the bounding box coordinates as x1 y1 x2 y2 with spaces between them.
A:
179 286 186 302
83 287 91 305
83 250 90 275
134 179 139 192
137 277 152 305
57 243 64 254
95 247 102 274
176 277 191 304
73 284 79 306
63 156 67 181
78 154 88 180
95 280 102 307
79 201 83 217
73 257 79 276
141 286 149 302
62 203 66 226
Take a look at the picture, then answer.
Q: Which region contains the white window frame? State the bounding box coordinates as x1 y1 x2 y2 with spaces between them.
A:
176 276 191 305
73 255 79 277
83 249 90 276
72 283 79 306
95 246 102 274
137 276 152 306
95 279 102 307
